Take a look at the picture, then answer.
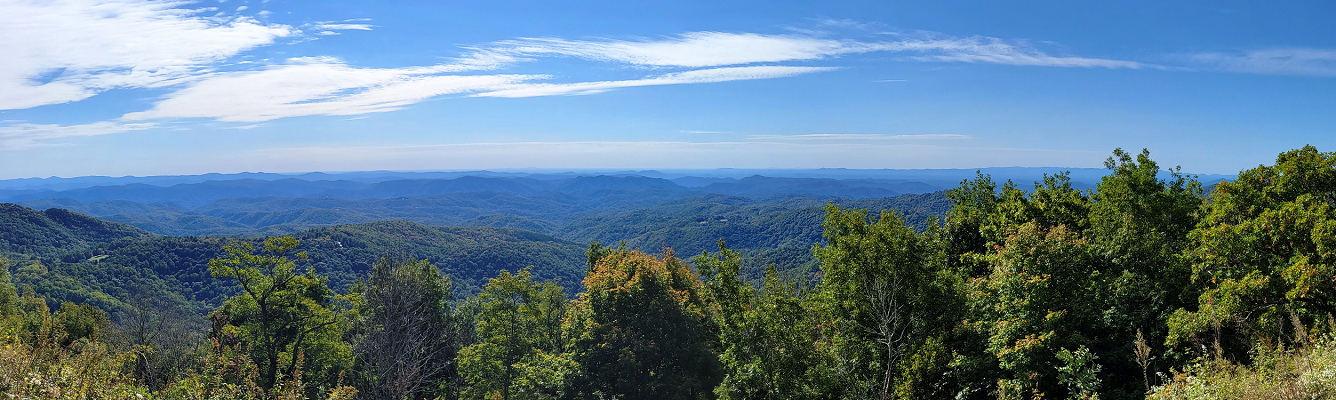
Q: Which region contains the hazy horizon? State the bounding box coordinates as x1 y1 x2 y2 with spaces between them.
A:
1 165 1239 183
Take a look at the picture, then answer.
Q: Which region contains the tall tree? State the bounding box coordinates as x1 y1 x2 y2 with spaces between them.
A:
697 242 833 400
569 247 721 400
0 257 20 337
1171 145 1336 354
966 222 1101 399
348 256 455 400
458 268 570 400
52 302 108 347
1084 148 1203 398
208 236 351 391
813 204 947 399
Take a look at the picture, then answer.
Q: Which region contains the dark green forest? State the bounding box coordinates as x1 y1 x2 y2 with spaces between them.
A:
4 146 1336 399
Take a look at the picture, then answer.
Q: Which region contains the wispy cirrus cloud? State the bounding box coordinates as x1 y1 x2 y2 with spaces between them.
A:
0 0 294 110
308 21 375 36
0 2 1167 147
0 121 156 150
472 66 835 98
893 35 1151 69
312 23 374 31
748 133 970 141
1184 48 1336 76
117 63 831 121
484 32 871 68
478 31 1152 70
123 57 545 122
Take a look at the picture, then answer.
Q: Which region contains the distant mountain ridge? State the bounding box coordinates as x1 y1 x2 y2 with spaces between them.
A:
0 167 1237 192
1 164 1233 240
0 172 939 208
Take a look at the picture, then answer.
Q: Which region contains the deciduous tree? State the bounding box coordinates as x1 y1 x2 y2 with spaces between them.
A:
208 236 351 392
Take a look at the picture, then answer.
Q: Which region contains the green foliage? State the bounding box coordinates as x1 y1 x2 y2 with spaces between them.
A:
52 301 109 346
0 257 21 336
0 329 359 400
458 268 570 399
0 219 585 325
966 222 1102 398
568 248 722 400
933 149 1206 400
208 236 351 392
1170 146 1336 357
294 221 586 297
813 204 949 399
348 256 457 400
561 193 950 278
1149 334 1336 399
14 146 1336 400
697 242 835 400
1057 346 1103 400
0 203 148 258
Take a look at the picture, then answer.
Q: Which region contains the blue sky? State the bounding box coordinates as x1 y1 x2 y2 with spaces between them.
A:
1 0 1333 179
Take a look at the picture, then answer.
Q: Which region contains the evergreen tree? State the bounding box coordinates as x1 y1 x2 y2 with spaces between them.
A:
349 256 456 400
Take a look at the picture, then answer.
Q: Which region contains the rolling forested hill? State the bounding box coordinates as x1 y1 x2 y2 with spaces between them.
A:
0 203 149 257
0 204 586 316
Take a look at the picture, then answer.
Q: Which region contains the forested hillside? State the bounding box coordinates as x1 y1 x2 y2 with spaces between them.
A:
0 208 586 317
0 203 148 257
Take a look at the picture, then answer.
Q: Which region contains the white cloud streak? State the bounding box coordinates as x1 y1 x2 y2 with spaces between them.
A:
747 133 969 141
899 36 1148 69
487 32 870 67
312 23 373 31
481 31 1152 70
123 58 545 122
1186 48 1336 76
0 0 294 110
472 66 835 98
0 121 156 150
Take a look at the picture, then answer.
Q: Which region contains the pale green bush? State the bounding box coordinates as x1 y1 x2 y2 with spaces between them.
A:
1149 336 1336 400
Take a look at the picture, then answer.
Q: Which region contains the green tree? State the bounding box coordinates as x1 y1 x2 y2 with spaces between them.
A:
458 267 570 400
942 150 1202 400
1084 149 1202 398
348 256 456 400
0 257 21 338
208 236 351 392
569 247 721 400
1170 145 1336 354
967 222 1101 399
697 241 835 400
52 302 108 347
813 204 950 399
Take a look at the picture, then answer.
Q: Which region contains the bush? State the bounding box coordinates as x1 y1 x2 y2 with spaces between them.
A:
1150 335 1336 400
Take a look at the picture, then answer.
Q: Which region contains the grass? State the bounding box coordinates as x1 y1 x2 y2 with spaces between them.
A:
1149 335 1336 400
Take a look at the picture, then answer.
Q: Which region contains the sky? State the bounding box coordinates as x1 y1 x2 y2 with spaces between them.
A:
1 0 1333 179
